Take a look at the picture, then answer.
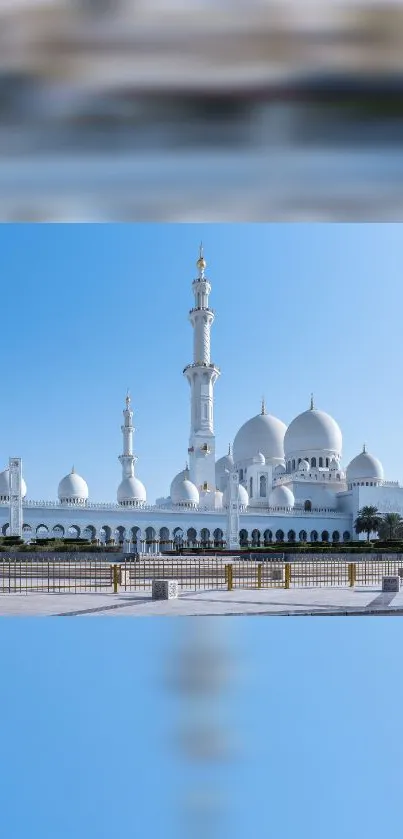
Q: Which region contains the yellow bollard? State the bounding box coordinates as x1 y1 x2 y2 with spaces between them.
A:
113 564 119 594
348 562 356 588
227 563 233 592
257 563 262 589
285 563 291 589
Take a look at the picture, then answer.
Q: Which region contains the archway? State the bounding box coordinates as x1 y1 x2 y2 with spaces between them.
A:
275 529 284 543
159 527 170 552
263 529 272 546
36 524 49 538
332 530 340 543
52 525 65 539
173 527 184 550
287 529 296 543
304 500 312 512
67 525 80 539
200 528 210 548
251 529 261 547
115 526 126 544
299 530 307 542
213 528 224 548
99 525 112 544
239 529 248 547
310 530 318 542
259 475 267 498
82 525 96 541
187 527 197 547
131 526 141 551
343 531 351 542
322 530 329 543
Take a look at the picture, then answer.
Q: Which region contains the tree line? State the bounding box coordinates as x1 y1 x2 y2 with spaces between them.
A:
354 506 403 541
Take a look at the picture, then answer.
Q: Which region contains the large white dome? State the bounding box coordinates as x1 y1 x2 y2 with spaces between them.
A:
233 409 286 464
58 469 88 503
171 476 200 508
0 468 27 499
117 476 146 506
269 485 295 509
346 448 384 484
285 405 342 457
223 482 249 510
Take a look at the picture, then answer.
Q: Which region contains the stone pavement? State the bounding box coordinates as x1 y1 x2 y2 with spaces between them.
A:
2 586 403 616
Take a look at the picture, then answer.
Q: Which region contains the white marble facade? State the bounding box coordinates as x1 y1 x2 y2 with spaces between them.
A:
0 248 400 550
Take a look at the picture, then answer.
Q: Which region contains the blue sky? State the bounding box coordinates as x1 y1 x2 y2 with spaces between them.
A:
1 617 402 839
1 222 402 503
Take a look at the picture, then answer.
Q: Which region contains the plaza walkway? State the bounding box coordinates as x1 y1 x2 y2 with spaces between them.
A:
2 586 403 616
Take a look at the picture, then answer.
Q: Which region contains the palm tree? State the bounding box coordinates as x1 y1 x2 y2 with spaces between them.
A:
354 505 383 542
379 512 403 541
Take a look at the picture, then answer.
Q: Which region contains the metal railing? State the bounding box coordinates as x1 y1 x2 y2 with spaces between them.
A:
0 558 402 594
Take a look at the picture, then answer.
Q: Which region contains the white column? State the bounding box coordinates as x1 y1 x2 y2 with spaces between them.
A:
227 470 240 549
9 458 23 538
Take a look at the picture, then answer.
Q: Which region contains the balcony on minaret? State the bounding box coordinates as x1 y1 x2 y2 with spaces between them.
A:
183 362 220 374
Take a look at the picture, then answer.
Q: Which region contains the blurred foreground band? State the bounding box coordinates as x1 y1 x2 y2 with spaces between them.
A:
1 0 403 220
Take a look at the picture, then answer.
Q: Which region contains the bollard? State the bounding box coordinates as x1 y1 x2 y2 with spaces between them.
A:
257 563 262 589
113 564 119 594
348 563 356 588
285 563 291 589
227 564 233 592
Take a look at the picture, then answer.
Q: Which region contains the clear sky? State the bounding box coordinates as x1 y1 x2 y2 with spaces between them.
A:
1 222 403 504
1 617 402 839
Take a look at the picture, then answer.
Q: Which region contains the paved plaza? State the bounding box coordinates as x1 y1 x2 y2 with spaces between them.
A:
2 586 403 616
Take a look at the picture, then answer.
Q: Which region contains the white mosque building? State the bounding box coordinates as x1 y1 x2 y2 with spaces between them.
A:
1 248 402 552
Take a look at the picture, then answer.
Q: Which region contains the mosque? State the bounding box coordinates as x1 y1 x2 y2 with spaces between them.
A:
1 248 402 552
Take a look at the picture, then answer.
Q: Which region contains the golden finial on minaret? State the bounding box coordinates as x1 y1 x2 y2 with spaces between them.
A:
196 241 206 276
310 393 314 410
261 396 266 415
126 389 131 409
363 442 367 453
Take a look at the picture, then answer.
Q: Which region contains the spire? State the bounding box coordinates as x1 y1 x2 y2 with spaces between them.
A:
261 396 266 415
310 393 314 410
363 442 367 453
228 442 232 456
71 465 75 474
125 389 131 409
196 242 206 277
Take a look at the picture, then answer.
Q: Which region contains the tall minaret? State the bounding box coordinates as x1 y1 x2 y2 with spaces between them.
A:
183 245 220 505
118 391 138 480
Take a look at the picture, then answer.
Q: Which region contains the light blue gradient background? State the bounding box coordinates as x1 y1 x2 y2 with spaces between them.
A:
0 618 402 838
0 223 402 503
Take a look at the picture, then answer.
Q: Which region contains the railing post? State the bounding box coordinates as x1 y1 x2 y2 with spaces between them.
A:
348 562 356 587
227 563 233 592
285 563 291 589
257 563 262 589
113 564 119 594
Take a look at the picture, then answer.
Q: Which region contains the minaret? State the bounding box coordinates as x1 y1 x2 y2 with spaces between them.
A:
118 391 138 480
183 245 220 505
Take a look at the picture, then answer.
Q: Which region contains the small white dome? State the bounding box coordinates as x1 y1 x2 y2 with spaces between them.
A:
223 482 249 510
299 459 310 471
346 448 384 483
58 469 88 503
171 475 200 508
117 475 146 506
0 468 27 499
274 463 286 476
329 457 339 471
285 405 342 457
269 485 295 508
252 451 266 465
233 410 286 464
